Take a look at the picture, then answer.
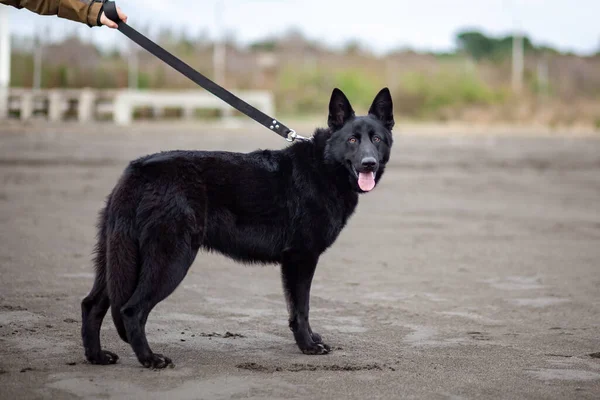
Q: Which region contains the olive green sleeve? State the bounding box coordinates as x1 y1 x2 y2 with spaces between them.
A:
0 0 103 27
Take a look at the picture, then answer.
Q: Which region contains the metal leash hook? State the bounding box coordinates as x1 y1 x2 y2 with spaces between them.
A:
102 1 308 143
285 129 309 142
286 130 297 142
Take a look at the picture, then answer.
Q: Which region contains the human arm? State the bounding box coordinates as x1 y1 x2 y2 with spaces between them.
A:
0 0 126 28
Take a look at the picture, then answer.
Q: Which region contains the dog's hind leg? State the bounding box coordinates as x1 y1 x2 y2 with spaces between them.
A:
281 250 330 355
121 225 199 369
81 276 118 364
81 218 119 365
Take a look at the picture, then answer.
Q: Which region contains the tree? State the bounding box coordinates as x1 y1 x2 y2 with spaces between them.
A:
457 30 539 61
456 31 495 60
249 38 277 52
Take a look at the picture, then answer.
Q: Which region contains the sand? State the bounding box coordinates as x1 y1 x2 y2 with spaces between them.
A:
0 122 599 399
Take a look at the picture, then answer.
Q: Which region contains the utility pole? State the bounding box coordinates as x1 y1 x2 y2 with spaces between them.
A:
33 26 43 90
0 6 11 119
506 0 524 94
128 42 138 90
512 31 524 93
536 55 549 100
213 0 226 85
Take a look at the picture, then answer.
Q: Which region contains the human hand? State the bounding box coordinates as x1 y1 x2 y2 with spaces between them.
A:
100 6 128 28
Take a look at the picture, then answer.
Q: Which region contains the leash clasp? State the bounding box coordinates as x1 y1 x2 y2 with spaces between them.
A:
286 130 297 142
285 129 310 142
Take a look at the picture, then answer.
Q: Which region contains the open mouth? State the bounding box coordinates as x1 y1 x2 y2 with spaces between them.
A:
350 166 376 192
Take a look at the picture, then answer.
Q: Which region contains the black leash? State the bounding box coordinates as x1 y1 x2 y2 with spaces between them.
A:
103 1 307 142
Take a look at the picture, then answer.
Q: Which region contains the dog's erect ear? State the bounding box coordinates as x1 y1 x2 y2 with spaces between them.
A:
368 88 394 131
328 88 355 130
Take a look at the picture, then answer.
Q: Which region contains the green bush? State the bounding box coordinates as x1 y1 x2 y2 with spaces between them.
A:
333 69 383 110
276 66 330 114
276 66 383 115
397 69 507 117
137 72 151 89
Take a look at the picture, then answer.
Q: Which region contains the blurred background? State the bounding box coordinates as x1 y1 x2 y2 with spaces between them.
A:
1 0 599 127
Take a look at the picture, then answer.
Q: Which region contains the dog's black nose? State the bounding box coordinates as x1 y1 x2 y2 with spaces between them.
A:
361 157 378 169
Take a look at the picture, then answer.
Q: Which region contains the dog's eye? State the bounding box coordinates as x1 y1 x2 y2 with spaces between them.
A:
373 136 381 143
348 137 357 144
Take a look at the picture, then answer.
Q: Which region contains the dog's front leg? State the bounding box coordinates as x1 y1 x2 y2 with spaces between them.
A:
281 250 330 355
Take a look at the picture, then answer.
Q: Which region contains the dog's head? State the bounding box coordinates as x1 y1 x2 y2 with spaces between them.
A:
324 88 394 193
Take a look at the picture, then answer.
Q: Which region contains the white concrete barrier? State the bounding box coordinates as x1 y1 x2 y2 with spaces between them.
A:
3 88 275 125
112 90 274 126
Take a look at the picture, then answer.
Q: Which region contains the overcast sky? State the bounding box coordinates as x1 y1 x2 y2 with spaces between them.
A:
4 0 600 55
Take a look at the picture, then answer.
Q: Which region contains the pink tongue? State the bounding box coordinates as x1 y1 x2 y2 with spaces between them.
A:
358 171 376 191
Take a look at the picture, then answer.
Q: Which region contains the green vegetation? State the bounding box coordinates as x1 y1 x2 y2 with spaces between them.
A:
457 31 536 61
398 69 507 117
8 30 600 125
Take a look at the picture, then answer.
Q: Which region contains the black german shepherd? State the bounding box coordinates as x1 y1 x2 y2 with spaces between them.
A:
81 88 394 368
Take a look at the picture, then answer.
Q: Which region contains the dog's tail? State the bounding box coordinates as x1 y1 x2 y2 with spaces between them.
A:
107 231 138 344
104 176 140 344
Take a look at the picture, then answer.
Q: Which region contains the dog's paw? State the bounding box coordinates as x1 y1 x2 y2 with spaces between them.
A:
300 343 331 355
310 332 323 344
141 353 173 369
87 350 119 365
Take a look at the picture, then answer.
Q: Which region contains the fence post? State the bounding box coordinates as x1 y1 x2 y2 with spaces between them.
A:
48 90 63 122
20 92 33 120
113 92 132 125
78 88 95 123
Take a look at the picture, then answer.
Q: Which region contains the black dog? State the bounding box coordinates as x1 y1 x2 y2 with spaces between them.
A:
81 88 394 368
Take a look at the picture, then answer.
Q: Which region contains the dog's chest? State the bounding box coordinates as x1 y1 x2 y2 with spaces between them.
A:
299 192 358 251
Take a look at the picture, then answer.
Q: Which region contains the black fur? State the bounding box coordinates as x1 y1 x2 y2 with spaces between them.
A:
81 88 394 368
